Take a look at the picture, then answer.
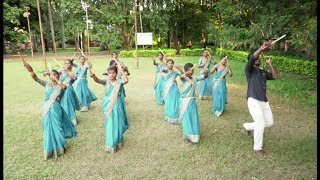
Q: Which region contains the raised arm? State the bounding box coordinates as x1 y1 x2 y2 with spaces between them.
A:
210 64 219 75
161 67 168 73
174 65 184 75
153 58 158 66
68 71 77 80
118 64 128 85
73 62 78 67
90 72 106 84
228 64 233 77
253 42 269 59
24 63 38 81
86 58 93 69
266 56 278 79
51 74 66 90
246 42 269 73
180 72 188 81
198 58 204 68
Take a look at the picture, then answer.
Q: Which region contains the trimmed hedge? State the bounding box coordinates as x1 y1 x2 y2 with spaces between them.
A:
180 48 215 56
119 48 316 78
120 48 216 57
216 48 317 78
120 49 177 57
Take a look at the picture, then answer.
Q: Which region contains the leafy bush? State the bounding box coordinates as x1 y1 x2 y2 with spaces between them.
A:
180 48 217 56
119 49 177 57
216 48 317 78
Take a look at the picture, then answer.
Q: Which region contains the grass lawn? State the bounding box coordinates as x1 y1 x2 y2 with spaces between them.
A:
3 54 317 179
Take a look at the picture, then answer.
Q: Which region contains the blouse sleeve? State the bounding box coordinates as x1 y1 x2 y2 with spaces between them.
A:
180 76 187 82
96 78 107 85
175 70 181 76
198 58 202 65
196 75 205 82
162 67 168 73
35 77 48 87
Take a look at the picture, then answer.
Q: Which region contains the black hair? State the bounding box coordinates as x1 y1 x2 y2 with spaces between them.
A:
112 52 118 56
51 69 60 78
166 59 174 64
109 60 117 66
66 59 74 65
220 54 226 59
184 63 193 72
107 65 118 73
159 52 164 56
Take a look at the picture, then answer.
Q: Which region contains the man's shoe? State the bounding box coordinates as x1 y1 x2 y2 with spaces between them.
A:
246 130 251 136
255 150 265 156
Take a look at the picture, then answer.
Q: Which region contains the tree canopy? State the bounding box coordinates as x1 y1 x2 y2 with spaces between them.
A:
3 0 317 59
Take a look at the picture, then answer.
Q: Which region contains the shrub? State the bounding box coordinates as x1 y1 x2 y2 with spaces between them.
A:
180 48 216 56
216 48 317 78
119 49 177 57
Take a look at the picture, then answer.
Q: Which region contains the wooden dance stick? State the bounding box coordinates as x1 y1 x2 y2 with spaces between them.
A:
187 64 196 73
271 35 286 45
52 58 63 68
81 50 92 75
219 56 228 65
150 56 156 61
89 68 93 76
159 48 167 58
18 52 27 65
79 48 85 56
71 52 77 59
206 49 212 59
48 63 52 73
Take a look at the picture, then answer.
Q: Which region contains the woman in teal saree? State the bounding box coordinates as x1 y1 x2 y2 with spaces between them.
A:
90 64 129 153
179 63 208 143
153 52 167 105
59 59 80 125
24 63 77 160
210 55 233 117
73 55 97 112
161 59 184 124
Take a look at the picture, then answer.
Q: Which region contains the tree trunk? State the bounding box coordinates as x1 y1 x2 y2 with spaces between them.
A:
181 28 186 48
47 0 57 52
32 30 37 51
74 32 79 52
44 37 49 51
201 32 206 48
167 31 171 48
61 12 65 49
82 31 86 52
11 43 17 54
122 1 128 50
157 33 161 47
173 29 180 55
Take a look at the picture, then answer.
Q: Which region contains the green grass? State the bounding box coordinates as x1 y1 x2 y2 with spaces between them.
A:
4 55 317 179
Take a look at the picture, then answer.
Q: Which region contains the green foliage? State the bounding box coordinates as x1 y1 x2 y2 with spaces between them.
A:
217 48 317 78
119 49 177 57
3 2 28 42
180 48 214 56
3 0 317 59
